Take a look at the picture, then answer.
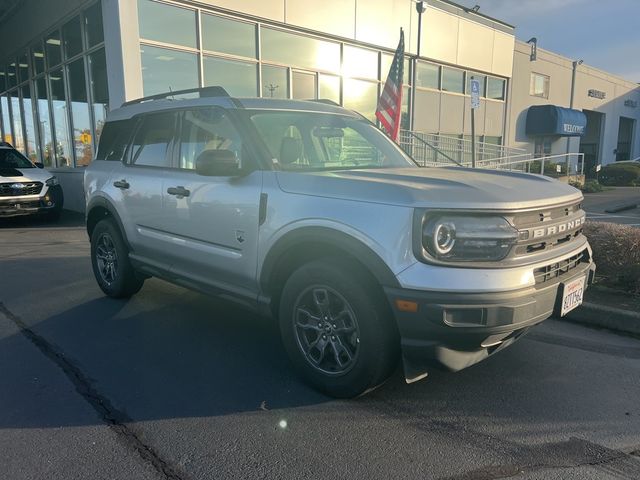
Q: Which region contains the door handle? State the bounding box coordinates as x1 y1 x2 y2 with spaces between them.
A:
167 186 190 197
113 179 130 189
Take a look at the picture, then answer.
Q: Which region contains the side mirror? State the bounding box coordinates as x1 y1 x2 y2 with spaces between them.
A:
34 162 45 169
195 149 242 177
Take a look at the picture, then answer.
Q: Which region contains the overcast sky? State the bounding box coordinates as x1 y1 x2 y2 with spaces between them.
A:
455 0 640 83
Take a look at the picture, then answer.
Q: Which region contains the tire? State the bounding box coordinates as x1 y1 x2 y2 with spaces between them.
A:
279 258 398 398
90 218 144 298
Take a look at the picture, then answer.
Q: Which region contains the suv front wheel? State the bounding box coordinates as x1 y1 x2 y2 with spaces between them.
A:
90 218 144 298
279 259 398 398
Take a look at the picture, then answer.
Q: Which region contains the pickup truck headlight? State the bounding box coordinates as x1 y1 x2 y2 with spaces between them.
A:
421 215 518 262
45 176 59 186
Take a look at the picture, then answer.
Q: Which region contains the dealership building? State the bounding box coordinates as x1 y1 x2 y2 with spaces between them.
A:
0 0 638 212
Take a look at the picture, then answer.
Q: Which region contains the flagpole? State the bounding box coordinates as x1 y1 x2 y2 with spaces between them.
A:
411 1 426 132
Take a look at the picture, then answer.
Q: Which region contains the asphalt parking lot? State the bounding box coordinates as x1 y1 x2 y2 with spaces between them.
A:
1 213 640 480
583 187 640 226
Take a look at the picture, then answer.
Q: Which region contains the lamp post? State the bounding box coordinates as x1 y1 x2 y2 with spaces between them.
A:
410 1 426 132
567 59 583 158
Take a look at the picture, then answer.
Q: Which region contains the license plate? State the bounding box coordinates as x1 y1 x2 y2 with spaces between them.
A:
560 276 585 316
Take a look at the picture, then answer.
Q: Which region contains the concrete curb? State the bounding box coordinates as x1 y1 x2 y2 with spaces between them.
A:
604 202 639 213
564 301 640 335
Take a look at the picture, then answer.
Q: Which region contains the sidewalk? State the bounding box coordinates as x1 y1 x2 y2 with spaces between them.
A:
563 285 640 336
583 187 640 226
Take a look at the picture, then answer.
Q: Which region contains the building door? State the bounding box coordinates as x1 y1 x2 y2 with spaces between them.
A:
579 110 604 178
616 117 635 161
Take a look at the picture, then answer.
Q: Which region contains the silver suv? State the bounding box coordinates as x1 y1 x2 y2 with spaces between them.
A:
1 141 63 220
85 87 595 398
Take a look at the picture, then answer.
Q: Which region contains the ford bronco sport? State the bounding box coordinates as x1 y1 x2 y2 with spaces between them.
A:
85 87 595 398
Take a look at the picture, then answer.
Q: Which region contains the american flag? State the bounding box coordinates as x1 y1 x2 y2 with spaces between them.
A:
376 29 405 141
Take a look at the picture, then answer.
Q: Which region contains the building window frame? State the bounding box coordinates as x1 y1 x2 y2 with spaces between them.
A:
530 72 550 99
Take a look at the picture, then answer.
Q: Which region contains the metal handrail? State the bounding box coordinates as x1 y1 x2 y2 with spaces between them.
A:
403 131 462 166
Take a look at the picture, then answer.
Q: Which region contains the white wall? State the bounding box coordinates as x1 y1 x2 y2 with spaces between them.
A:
507 41 640 165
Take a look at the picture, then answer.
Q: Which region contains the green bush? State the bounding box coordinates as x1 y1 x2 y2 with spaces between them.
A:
570 179 603 193
599 163 640 186
583 222 640 294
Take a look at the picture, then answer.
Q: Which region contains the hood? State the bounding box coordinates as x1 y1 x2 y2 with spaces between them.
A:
0 166 54 183
276 167 582 210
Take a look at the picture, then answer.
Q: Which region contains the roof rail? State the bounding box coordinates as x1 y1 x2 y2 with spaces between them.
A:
121 86 230 107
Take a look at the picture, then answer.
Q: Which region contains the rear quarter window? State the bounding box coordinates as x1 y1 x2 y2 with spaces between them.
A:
96 119 135 161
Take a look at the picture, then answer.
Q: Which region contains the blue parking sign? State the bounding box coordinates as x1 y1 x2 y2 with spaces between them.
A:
470 79 480 109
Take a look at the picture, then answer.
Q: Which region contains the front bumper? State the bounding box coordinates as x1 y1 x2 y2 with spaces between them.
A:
0 185 63 218
386 248 596 382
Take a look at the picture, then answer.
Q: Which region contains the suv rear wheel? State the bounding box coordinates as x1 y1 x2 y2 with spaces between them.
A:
279 259 398 398
90 218 144 298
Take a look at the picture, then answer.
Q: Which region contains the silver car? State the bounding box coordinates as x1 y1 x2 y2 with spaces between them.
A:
85 87 595 398
0 142 63 220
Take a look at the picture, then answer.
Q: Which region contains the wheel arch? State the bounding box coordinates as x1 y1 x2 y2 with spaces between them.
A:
86 197 129 248
260 226 400 314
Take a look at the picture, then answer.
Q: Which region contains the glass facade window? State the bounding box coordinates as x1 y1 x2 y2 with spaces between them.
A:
1 95 12 144
381 54 410 85
68 59 93 166
84 1 104 48
32 42 45 75
467 74 485 97
319 74 340 103
0 1 106 167
137 0 196 49
487 77 505 100
343 45 378 80
261 65 288 99
7 62 17 89
261 28 340 73
9 91 23 151
35 78 54 167
89 49 109 144
21 85 38 159
530 73 549 98
45 31 62 68
63 17 83 59
201 14 256 59
203 56 257 97
140 45 198 96
415 62 439 89
343 78 378 121
291 71 316 100
17 53 29 84
49 68 73 166
442 67 464 94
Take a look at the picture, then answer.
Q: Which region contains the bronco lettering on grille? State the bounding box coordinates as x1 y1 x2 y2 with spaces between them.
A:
532 216 585 239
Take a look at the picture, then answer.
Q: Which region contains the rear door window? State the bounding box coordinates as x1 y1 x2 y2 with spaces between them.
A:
95 119 135 161
128 112 177 168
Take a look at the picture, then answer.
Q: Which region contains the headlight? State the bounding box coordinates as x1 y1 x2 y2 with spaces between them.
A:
421 214 518 262
45 176 59 186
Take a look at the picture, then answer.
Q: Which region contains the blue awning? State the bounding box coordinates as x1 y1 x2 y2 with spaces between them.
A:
525 105 587 137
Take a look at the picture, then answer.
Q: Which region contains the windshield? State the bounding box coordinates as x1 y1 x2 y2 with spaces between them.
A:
0 148 34 169
248 110 416 171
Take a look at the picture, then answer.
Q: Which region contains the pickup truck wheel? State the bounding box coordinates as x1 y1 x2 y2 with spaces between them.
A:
91 218 144 298
279 259 398 398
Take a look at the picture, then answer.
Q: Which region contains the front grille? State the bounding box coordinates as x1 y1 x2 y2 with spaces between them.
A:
511 201 585 257
0 181 43 196
533 249 589 285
